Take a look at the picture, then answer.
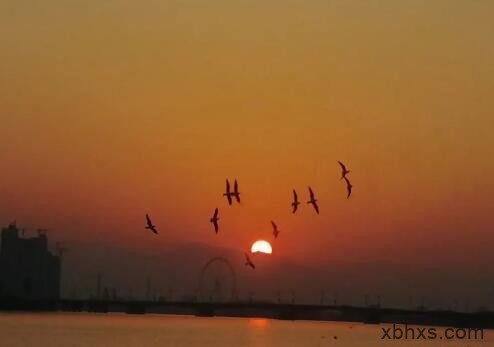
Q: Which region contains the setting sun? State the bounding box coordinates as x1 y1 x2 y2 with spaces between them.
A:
251 240 272 254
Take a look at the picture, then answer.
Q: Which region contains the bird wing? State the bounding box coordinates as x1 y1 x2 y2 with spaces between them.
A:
225 180 230 193
234 179 238 193
338 161 347 171
345 179 352 198
227 194 232 205
213 208 218 219
308 187 315 199
271 221 277 231
146 214 152 225
293 189 298 202
314 202 320 214
344 176 351 186
213 221 218 232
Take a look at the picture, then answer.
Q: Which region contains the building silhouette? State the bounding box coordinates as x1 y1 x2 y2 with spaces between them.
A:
0 223 61 300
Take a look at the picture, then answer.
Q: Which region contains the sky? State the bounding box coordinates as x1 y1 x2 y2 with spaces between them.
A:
0 1 493 307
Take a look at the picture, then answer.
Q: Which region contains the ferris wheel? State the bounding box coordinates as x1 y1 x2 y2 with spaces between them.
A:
199 257 238 302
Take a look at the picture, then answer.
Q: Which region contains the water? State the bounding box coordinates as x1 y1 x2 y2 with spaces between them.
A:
0 313 491 347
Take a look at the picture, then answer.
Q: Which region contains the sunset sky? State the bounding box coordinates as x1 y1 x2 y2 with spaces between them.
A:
1 1 493 305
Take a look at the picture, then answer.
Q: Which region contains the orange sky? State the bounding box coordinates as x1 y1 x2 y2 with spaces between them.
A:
1 1 493 268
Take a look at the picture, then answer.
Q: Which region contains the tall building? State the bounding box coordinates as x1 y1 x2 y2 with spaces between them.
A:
0 223 61 300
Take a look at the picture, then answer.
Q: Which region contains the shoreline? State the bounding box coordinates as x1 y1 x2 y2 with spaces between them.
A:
0 299 492 329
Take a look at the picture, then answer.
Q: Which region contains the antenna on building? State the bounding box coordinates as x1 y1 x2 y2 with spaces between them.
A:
37 228 48 236
56 242 68 257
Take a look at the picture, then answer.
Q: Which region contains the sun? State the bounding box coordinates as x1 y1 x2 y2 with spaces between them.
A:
251 240 272 254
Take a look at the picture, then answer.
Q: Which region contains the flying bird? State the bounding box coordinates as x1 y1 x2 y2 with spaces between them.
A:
271 221 281 238
145 214 158 234
210 208 219 234
338 161 350 180
244 252 255 269
223 179 233 205
232 179 241 203
291 189 300 213
307 186 319 214
343 176 353 198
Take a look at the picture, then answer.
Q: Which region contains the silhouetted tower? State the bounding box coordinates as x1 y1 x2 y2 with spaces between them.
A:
146 276 151 301
418 296 426 311
248 291 254 303
103 287 110 301
168 286 173 302
71 285 78 300
0 223 61 300
96 273 102 299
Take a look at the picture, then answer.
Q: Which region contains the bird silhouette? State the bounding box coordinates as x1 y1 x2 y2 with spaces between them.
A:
343 176 353 198
210 208 219 234
338 161 350 180
232 179 241 203
271 221 281 238
307 186 319 214
145 214 158 234
291 189 300 213
244 252 255 269
223 179 233 205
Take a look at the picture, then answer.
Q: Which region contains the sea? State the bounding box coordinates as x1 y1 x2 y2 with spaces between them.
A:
0 313 491 346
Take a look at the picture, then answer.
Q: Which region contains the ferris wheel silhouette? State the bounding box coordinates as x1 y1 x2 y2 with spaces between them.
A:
198 257 238 302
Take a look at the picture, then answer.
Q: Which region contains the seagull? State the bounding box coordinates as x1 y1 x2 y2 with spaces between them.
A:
145 214 158 234
223 179 233 205
244 252 255 269
338 161 350 180
343 176 353 198
232 179 241 203
291 189 300 213
210 208 219 234
307 186 319 214
271 221 281 238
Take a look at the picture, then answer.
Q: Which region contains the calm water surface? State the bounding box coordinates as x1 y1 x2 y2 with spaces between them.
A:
0 313 491 347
